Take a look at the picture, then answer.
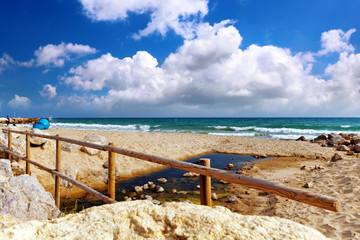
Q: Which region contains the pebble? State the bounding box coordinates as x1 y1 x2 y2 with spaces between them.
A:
227 196 237 203
211 193 218 200
156 186 164 193
157 178 167 184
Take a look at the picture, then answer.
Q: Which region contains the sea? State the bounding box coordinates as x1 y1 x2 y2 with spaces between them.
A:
48 118 360 140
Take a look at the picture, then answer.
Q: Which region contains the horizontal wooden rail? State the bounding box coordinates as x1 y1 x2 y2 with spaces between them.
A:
3 149 116 204
102 145 340 212
2 128 340 212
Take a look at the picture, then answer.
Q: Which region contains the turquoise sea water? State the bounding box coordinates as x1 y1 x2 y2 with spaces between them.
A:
50 118 360 140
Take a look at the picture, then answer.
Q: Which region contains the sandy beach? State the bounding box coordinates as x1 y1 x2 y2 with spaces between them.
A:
8 128 360 239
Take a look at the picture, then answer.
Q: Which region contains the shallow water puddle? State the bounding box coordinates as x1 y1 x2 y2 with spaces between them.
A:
61 153 270 212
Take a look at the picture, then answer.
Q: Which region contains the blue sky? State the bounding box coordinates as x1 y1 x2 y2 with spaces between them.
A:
0 0 360 117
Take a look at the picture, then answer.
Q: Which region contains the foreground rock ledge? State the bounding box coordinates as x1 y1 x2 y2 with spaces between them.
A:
0 201 328 240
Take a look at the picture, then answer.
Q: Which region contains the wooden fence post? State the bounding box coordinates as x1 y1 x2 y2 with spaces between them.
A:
7 131 12 161
55 135 61 208
26 131 30 175
199 158 212 207
108 142 115 200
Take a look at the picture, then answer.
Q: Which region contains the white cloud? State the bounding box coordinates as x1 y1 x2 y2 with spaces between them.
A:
8 95 31 108
34 42 96 67
0 53 16 74
39 84 57 99
61 23 360 116
318 29 356 55
79 0 208 39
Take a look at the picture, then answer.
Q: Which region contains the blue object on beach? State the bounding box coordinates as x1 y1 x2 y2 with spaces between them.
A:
33 118 50 130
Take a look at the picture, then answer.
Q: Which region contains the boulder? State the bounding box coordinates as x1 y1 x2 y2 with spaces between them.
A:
80 134 106 156
0 175 60 222
329 135 347 146
296 136 307 141
336 145 349 151
61 142 79 152
0 201 328 240
0 159 13 182
30 128 50 146
312 134 328 143
354 144 360 153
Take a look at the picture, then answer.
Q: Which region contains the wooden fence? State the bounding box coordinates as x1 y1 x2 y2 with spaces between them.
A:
2 128 340 212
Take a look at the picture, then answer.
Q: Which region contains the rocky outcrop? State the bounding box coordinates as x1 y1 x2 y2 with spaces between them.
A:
80 134 106 156
0 175 60 222
0 201 328 240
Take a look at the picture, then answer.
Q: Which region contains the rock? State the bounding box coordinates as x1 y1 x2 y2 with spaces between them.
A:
156 186 164 193
0 175 60 222
169 189 177 194
227 162 234 169
302 182 313 188
0 159 13 182
227 195 237 203
157 178 167 184
128 192 137 198
347 150 354 156
329 135 347 146
354 144 360 153
331 153 343 162
183 172 200 178
312 134 328 142
300 165 307 170
237 165 259 174
134 186 143 193
59 168 78 188
80 134 106 156
296 136 307 141
61 142 79 152
336 145 350 151
0 201 328 240
144 195 153 200
29 128 50 146
211 193 218 200
151 200 161 205
351 137 360 145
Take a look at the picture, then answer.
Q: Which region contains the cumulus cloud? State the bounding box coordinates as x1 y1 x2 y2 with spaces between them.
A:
34 42 96 67
8 95 31 108
61 23 360 116
79 0 208 39
39 84 57 99
318 29 356 55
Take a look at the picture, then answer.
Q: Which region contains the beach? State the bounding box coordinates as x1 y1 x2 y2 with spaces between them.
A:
9 128 359 239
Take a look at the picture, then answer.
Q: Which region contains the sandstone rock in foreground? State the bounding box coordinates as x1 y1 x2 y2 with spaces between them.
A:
0 201 328 240
0 175 60 222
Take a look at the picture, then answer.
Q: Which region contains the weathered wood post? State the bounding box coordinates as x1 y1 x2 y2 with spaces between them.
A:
199 158 212 206
108 142 116 200
55 135 61 208
26 131 31 175
7 131 12 161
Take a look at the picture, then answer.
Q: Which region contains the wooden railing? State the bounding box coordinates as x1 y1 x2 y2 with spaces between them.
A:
2 128 340 212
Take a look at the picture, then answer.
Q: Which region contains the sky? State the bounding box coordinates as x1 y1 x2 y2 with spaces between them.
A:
0 0 360 118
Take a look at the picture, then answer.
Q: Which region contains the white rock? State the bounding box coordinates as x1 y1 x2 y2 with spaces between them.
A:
61 142 79 152
0 175 60 222
0 159 13 182
157 178 167 184
183 172 200 178
0 201 328 240
211 193 218 200
80 134 106 156
156 186 164 193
